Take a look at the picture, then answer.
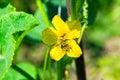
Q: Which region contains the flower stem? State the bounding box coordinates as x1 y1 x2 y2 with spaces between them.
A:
36 0 50 27
70 0 88 80
57 61 64 80
70 0 77 20
78 22 87 44
48 55 52 79
42 46 50 80
11 63 34 80
78 0 88 44
75 42 86 80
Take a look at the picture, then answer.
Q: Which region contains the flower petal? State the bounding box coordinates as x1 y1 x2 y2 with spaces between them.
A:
42 27 58 45
66 40 82 57
66 20 81 31
65 29 80 39
52 15 70 36
50 45 65 61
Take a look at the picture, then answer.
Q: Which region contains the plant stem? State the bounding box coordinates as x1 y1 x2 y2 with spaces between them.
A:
66 0 70 17
78 0 88 44
75 41 86 80
57 61 64 80
42 46 50 80
70 0 77 20
70 0 88 80
48 55 52 79
36 68 40 80
76 0 88 79
36 0 50 27
77 22 87 44
11 63 34 80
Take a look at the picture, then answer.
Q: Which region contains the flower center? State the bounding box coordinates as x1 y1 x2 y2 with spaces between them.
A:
58 34 71 52
61 42 70 51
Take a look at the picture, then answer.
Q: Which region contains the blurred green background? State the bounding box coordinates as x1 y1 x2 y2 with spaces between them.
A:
1 0 120 80
84 0 120 80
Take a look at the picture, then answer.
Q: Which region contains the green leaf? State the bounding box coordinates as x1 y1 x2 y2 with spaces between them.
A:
4 62 37 80
49 0 66 7
76 0 84 14
88 0 98 25
42 28 57 45
0 4 15 17
0 2 9 8
0 5 39 79
27 8 47 42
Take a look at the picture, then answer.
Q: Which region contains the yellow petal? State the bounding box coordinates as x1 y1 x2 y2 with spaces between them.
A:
52 15 70 36
65 29 80 39
42 27 58 45
66 20 81 31
66 40 82 57
50 45 65 61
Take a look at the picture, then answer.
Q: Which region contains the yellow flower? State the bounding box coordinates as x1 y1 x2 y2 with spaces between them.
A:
42 15 82 61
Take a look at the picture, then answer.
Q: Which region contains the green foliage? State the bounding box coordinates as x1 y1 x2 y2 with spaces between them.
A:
1 0 119 80
0 4 15 17
70 0 85 20
49 0 66 7
46 1 67 21
56 56 73 80
87 0 98 25
0 4 39 79
0 2 10 8
86 5 120 47
96 54 120 80
27 8 47 42
3 62 37 80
